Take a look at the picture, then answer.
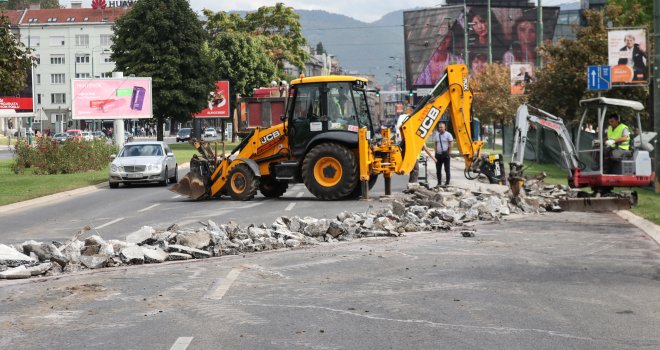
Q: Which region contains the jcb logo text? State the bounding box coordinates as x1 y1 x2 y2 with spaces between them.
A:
416 107 440 138
260 130 281 144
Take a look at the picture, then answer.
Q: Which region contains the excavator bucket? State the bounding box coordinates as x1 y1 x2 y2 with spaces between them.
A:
170 157 209 200
170 172 207 200
558 197 632 212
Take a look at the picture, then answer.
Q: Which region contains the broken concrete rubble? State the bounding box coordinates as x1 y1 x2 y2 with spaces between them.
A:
0 177 573 280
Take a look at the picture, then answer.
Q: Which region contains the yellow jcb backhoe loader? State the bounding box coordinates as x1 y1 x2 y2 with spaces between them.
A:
172 64 505 201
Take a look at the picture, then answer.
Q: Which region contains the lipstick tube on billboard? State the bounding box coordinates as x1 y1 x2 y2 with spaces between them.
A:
131 86 145 111
90 99 115 108
100 99 126 113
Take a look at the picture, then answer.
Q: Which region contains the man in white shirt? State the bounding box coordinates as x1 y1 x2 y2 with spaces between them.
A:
425 122 454 186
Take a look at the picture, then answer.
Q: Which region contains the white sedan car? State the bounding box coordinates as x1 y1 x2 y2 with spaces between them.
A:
204 127 217 138
108 141 177 188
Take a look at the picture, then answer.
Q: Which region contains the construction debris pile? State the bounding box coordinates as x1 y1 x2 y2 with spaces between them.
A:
0 182 570 280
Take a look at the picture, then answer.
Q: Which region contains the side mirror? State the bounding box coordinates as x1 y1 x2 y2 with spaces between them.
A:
110 154 116 159
167 152 174 158
280 114 287 122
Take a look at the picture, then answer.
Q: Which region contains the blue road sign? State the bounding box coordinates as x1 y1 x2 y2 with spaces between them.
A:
588 65 611 90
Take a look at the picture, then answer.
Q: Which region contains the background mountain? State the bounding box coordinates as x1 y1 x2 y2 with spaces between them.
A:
297 9 405 86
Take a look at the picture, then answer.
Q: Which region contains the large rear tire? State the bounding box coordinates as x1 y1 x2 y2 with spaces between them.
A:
259 177 288 198
227 164 258 201
302 143 357 200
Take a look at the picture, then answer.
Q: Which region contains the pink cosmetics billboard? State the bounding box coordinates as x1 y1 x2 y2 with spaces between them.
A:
71 78 152 119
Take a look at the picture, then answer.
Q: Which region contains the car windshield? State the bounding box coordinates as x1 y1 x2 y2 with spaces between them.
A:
120 144 163 157
207 128 214 131
67 131 80 136
179 129 191 134
55 133 66 137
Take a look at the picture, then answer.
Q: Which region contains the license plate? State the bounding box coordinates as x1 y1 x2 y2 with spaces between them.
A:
127 173 142 178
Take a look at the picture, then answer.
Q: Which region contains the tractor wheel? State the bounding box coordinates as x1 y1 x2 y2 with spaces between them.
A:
302 143 357 200
226 164 258 201
259 177 289 198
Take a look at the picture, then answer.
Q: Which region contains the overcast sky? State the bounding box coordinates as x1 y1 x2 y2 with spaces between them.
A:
67 0 578 23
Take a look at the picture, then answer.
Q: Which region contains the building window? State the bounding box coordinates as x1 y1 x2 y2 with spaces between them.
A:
67 17 75 22
76 55 90 64
37 94 42 104
36 74 40 84
100 34 113 46
50 55 65 64
51 74 66 84
51 93 66 104
49 36 65 47
103 56 113 63
76 73 91 78
28 36 40 47
28 18 38 23
101 72 113 78
75 34 89 47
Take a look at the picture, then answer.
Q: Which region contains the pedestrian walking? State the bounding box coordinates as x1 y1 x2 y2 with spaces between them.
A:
427 122 454 186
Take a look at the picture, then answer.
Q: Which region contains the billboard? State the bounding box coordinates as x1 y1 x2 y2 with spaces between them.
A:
404 5 559 89
608 28 648 85
0 97 33 111
194 81 230 118
72 78 152 120
510 63 534 95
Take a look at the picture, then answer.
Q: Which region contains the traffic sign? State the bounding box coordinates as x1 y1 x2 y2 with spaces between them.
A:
587 65 611 90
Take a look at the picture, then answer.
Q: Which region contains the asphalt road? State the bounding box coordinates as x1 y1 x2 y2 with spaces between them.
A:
1 212 659 350
0 167 411 244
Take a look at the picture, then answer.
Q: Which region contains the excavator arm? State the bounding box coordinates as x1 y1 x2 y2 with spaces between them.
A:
395 64 503 183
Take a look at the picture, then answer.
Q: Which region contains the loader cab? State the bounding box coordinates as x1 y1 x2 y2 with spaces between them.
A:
574 97 655 189
286 77 373 156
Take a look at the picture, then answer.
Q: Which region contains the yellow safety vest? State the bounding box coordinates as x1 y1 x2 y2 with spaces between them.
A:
607 123 630 150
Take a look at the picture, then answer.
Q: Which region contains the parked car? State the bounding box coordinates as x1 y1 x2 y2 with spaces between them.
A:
93 131 107 140
82 131 94 141
176 128 192 142
53 132 68 143
66 129 83 141
108 141 178 188
13 128 34 137
204 127 217 138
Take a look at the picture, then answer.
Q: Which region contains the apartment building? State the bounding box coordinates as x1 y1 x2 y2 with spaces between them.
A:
6 6 128 133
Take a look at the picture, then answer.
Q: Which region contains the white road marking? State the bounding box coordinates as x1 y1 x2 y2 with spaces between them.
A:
296 192 304 198
95 217 124 229
169 337 194 350
138 203 160 213
285 203 296 211
204 267 244 300
171 194 182 199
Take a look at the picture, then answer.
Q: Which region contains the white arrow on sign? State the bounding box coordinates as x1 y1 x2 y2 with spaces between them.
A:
591 70 597 87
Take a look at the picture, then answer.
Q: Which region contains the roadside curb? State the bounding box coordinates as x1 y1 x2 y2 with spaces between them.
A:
615 210 660 246
0 163 190 215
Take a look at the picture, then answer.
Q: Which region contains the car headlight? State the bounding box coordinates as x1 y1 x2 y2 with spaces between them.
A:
110 164 118 172
146 163 162 172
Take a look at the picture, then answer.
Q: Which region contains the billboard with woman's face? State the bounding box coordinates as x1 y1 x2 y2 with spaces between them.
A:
404 5 559 89
608 28 648 85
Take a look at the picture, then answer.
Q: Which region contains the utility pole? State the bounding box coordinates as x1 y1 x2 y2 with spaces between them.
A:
537 0 543 68
487 0 492 63
654 0 660 193
463 1 469 66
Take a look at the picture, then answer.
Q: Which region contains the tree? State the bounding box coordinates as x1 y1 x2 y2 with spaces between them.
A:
111 0 215 140
0 15 34 96
605 0 652 29
471 63 525 127
0 0 59 10
316 41 325 55
204 3 308 76
528 10 648 127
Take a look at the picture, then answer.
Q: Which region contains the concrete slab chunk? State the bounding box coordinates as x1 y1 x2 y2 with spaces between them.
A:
0 244 35 267
142 246 168 263
80 255 108 269
126 226 155 245
0 265 31 279
167 244 211 259
119 246 145 264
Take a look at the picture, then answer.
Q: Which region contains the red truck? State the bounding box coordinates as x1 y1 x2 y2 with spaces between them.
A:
237 87 286 135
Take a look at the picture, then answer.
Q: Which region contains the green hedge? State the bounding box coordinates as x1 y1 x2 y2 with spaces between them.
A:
12 137 118 175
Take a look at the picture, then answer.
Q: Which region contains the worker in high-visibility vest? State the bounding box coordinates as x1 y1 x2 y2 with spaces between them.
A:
604 113 630 173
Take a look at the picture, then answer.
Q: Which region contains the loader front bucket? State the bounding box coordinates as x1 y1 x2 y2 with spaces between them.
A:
170 157 209 200
170 172 207 200
558 197 632 212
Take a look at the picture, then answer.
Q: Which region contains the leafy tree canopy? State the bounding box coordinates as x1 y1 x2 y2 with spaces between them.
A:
315 41 325 55
204 2 308 74
111 0 215 140
604 0 652 29
0 15 34 95
471 63 525 126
